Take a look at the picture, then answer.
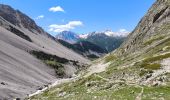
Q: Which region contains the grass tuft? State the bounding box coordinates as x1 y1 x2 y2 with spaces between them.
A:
105 54 116 62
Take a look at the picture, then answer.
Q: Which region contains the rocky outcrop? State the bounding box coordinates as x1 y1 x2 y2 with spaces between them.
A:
117 0 170 56
107 0 170 86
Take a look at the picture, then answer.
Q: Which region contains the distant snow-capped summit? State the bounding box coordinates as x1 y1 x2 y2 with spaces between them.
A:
56 29 129 52
104 29 129 37
86 29 129 38
81 29 129 52
79 34 88 39
56 31 79 44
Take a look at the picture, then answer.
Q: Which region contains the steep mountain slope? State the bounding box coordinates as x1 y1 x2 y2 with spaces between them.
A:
0 4 90 99
0 27 56 98
58 39 108 59
103 0 170 86
86 31 126 52
116 0 170 56
31 0 170 99
56 31 80 44
0 4 53 38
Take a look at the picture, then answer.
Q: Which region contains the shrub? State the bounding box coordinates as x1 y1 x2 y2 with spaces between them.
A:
140 63 161 70
30 51 69 63
30 51 67 77
143 53 170 63
105 54 116 62
8 25 32 42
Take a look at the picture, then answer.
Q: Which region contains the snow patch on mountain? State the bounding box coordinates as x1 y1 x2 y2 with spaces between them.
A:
78 29 129 39
79 34 88 39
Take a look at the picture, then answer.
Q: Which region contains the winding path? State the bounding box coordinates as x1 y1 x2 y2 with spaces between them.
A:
135 86 144 100
29 62 110 98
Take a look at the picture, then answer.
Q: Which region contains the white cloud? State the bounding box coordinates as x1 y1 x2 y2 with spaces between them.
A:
49 6 64 12
119 29 129 34
105 29 130 37
35 15 44 20
117 29 130 36
49 21 83 33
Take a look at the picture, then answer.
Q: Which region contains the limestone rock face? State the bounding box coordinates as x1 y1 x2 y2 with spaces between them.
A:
117 0 170 55
105 0 170 88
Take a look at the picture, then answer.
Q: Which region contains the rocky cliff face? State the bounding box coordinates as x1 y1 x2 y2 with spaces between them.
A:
117 0 170 55
104 0 170 87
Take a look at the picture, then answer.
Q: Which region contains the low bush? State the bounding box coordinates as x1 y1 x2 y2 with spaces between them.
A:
105 54 116 62
140 63 161 70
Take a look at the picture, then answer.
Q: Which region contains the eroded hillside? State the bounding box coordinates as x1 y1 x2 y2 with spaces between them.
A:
0 4 90 99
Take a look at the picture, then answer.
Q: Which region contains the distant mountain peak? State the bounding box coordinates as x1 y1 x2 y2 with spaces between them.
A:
83 29 129 38
56 30 127 52
103 29 129 37
79 34 88 39
56 31 79 44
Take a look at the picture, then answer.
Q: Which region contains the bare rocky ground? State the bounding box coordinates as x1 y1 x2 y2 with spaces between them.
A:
28 60 109 97
0 16 90 99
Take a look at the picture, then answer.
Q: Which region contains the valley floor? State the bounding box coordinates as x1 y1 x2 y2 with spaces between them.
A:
29 61 109 98
29 58 170 100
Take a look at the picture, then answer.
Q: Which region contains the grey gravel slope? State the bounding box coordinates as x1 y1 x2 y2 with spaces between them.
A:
0 27 56 99
0 6 90 99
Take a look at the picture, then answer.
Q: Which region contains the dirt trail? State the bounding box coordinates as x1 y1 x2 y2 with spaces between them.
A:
28 78 76 98
84 62 110 77
29 62 110 98
135 86 144 100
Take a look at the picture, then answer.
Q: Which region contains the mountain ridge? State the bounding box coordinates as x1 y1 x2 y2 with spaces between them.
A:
56 30 127 52
0 4 46 35
86 31 126 52
58 39 108 59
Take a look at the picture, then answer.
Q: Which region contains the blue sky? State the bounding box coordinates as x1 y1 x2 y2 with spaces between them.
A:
0 0 155 36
